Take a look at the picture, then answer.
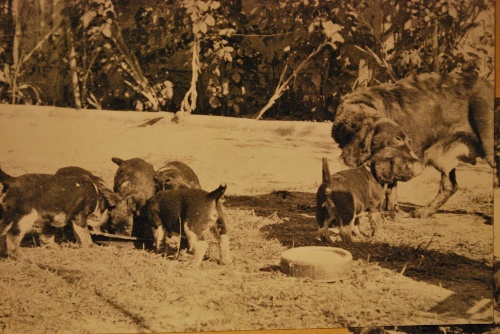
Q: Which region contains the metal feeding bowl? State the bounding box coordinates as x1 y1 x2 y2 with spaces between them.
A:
280 246 353 282
90 231 145 249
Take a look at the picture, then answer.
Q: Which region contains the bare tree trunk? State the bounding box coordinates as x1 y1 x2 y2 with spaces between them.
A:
66 23 82 109
11 0 20 104
432 20 440 73
256 40 330 120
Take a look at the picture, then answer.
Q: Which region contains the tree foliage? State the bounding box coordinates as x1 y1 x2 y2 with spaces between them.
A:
0 0 494 120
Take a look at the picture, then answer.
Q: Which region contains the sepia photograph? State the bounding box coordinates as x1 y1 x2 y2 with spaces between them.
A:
0 0 495 333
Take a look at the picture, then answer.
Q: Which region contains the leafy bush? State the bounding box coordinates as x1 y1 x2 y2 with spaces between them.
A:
0 0 493 119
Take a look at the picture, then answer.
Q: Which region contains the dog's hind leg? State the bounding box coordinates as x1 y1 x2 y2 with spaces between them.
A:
5 209 38 257
219 234 231 264
216 201 232 265
184 221 207 267
413 169 458 218
317 188 336 242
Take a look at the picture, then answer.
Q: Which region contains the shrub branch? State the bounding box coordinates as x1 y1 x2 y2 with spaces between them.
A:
255 39 332 120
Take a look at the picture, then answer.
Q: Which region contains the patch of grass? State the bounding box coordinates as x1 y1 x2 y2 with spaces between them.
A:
0 207 472 332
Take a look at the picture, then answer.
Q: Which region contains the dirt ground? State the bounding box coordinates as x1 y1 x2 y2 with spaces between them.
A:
0 105 494 333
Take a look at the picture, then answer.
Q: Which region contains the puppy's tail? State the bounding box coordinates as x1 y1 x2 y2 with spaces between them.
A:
0 166 12 186
111 157 124 166
322 158 332 184
208 183 227 200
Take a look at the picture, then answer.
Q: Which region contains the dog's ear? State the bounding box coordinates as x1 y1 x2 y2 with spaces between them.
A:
126 194 147 215
208 183 227 200
112 157 124 166
0 166 12 186
371 147 422 183
341 118 376 167
102 190 120 207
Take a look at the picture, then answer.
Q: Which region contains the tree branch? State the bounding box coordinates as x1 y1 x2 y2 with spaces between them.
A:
255 40 331 120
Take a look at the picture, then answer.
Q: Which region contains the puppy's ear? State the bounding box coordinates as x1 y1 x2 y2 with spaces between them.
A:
112 157 124 166
126 194 147 215
102 190 120 207
0 167 12 185
341 119 376 167
208 183 227 200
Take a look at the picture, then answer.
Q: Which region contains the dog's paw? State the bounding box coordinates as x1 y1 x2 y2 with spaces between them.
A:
396 210 411 218
219 251 233 265
177 250 191 261
339 226 354 243
329 235 342 243
411 207 433 218
187 260 203 268
42 242 61 250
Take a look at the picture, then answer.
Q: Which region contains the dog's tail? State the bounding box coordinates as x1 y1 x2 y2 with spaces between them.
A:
322 158 332 184
0 166 12 186
208 183 227 200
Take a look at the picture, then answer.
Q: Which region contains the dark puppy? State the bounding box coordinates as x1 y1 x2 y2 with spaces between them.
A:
140 184 231 267
150 161 231 264
317 147 419 242
332 73 493 218
154 161 201 191
0 167 113 257
151 161 202 250
55 166 120 233
110 157 156 236
334 116 423 218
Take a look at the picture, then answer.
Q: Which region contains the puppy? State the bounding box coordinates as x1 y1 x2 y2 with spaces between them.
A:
150 161 202 250
151 161 230 259
154 161 201 191
0 167 114 257
140 184 231 267
55 166 120 233
109 157 156 236
317 147 420 242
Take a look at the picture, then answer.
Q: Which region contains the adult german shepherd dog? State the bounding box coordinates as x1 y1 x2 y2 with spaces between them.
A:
332 72 494 218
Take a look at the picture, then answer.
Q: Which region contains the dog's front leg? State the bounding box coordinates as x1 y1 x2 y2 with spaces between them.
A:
72 215 93 248
413 169 458 218
369 212 382 237
39 224 58 248
384 182 400 220
339 217 356 243
154 225 167 254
